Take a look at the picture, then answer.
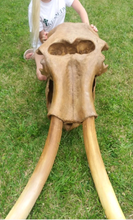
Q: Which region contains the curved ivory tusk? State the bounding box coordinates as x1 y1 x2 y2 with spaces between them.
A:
83 117 125 219
6 116 63 219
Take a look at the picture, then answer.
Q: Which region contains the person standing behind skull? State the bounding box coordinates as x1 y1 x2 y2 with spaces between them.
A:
24 0 98 81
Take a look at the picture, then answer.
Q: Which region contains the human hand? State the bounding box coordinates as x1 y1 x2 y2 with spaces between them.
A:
91 24 98 32
39 30 49 43
42 31 48 42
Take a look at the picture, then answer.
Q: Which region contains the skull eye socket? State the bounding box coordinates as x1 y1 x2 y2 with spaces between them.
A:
48 40 95 56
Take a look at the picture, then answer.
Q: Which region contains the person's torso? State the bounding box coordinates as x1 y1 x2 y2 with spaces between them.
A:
40 0 67 32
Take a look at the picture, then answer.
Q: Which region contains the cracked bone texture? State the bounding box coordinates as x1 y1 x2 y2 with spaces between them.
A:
37 22 109 130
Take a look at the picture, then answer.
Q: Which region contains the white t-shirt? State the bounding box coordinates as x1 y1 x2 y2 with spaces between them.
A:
28 0 74 48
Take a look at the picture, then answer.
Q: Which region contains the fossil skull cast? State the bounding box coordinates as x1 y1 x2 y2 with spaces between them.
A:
37 22 108 130
6 23 125 220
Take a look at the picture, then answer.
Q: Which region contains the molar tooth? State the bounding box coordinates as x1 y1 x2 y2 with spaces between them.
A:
40 59 46 66
102 63 108 73
39 68 44 74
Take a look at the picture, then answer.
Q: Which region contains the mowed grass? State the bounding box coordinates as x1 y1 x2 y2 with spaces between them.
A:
0 0 133 219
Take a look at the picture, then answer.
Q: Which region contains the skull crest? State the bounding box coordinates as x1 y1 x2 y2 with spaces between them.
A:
37 22 109 130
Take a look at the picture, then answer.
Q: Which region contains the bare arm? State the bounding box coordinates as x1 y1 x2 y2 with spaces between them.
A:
71 0 98 32
71 0 89 24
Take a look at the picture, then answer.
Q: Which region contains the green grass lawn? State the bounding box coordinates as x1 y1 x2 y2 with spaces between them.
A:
0 0 133 219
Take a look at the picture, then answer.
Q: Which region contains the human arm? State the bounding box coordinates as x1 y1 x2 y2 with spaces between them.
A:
71 0 98 32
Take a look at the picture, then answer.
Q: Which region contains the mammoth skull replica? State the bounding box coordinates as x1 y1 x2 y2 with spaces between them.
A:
6 23 125 219
39 22 108 131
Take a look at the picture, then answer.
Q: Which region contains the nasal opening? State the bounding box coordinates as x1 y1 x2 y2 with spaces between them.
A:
48 40 95 55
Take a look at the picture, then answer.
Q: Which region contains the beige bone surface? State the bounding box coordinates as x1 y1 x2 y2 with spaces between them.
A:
37 22 108 130
6 23 125 219
83 117 125 219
